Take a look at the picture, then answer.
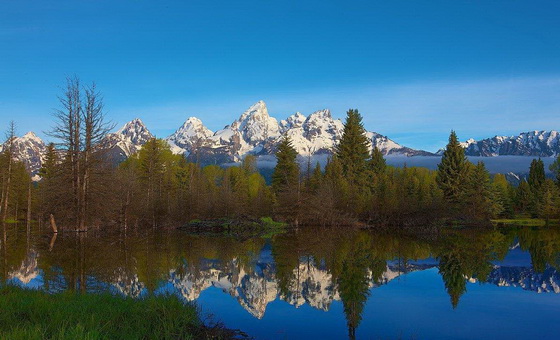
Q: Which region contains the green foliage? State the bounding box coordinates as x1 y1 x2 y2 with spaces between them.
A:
550 154 560 188
334 109 370 185
272 134 299 193
462 162 495 220
492 174 514 218
0 286 209 340
436 131 470 205
528 158 546 191
368 146 386 177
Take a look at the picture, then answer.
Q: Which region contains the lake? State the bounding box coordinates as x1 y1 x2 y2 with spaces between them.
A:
1 224 560 339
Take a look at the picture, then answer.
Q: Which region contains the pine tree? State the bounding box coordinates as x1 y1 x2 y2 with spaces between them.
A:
334 109 370 184
309 162 323 193
549 154 560 188
492 174 514 218
368 146 386 176
539 179 559 222
272 134 299 193
463 162 494 220
39 143 59 180
528 158 546 191
515 180 532 214
436 131 470 204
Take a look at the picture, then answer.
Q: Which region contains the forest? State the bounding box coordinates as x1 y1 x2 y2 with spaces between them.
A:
1 78 560 230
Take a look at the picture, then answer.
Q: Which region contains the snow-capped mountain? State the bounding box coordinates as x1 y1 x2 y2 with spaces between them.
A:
0 132 46 177
167 101 432 163
102 118 154 163
166 117 214 155
457 131 560 157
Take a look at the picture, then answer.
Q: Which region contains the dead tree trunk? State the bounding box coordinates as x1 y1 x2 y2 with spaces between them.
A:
50 214 58 233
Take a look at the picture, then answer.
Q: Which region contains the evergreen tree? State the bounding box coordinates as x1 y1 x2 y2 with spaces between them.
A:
492 174 514 218
39 143 59 180
334 109 370 184
463 162 494 220
539 179 559 222
309 162 323 193
436 131 470 204
515 180 532 214
550 154 560 188
368 146 386 177
528 158 546 191
272 134 299 192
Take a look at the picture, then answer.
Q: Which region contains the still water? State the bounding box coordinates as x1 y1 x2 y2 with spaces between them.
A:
1 225 560 339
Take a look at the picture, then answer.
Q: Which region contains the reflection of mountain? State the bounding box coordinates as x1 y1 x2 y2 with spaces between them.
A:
8 250 39 284
473 266 560 293
168 258 434 318
111 268 146 298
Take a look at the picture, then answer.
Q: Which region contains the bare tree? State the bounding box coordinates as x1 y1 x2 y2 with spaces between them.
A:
48 77 113 231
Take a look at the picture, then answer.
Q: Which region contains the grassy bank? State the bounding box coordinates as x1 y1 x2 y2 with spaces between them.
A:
0 286 242 340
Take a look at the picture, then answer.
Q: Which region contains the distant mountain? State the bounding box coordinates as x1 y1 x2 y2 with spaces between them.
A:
165 100 432 164
102 118 154 163
446 130 560 157
14 102 560 178
0 132 46 179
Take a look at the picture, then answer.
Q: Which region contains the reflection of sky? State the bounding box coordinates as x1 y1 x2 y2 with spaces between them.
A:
5 243 560 339
193 268 560 340
493 247 533 267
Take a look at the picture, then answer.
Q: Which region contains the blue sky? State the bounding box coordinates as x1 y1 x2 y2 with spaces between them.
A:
1 0 559 152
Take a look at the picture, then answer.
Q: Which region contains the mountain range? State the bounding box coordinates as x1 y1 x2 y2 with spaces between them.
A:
1 100 558 177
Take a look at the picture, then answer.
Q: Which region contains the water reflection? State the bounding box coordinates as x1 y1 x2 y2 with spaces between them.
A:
1 225 560 339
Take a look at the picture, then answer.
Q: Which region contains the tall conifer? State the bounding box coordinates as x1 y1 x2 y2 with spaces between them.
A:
436 131 470 203
272 134 299 192
335 109 370 184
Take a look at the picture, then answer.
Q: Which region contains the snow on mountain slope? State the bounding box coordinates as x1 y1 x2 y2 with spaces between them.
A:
449 130 560 157
0 132 46 176
166 101 432 163
102 118 154 163
166 117 213 155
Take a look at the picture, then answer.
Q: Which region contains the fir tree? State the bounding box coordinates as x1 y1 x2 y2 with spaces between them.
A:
272 134 299 192
368 146 386 176
463 162 494 220
334 109 370 184
436 131 470 204
308 162 323 193
549 154 560 188
39 143 59 180
528 158 546 191
539 179 559 222
492 174 513 218
515 180 532 214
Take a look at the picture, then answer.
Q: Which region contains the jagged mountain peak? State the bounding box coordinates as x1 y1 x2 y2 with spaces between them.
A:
0 132 47 176
166 117 214 155
280 112 307 131
21 131 42 142
115 118 152 142
102 119 154 162
460 130 560 157
307 109 332 120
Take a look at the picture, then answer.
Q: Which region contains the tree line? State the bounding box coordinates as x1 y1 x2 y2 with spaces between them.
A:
1 78 560 229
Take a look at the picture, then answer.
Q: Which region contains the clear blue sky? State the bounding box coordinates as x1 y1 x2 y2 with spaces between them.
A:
1 0 559 151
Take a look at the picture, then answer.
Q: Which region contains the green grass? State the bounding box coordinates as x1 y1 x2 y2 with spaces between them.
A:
492 218 559 227
0 286 238 340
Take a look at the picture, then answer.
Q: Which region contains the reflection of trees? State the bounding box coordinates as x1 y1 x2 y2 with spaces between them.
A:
435 230 512 308
337 235 371 340
3 223 560 338
517 228 560 273
438 248 467 308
